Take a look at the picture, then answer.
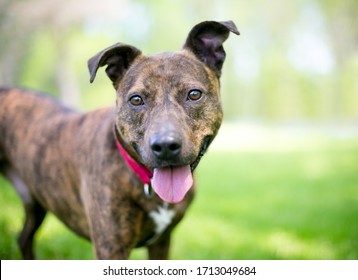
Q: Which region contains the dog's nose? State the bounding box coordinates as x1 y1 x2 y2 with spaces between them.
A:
150 133 182 161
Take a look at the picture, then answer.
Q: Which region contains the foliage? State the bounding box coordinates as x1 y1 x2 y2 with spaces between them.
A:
0 0 357 121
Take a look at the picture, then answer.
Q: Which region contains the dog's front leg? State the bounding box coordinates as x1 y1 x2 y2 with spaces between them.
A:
91 205 140 259
147 233 171 260
83 189 140 259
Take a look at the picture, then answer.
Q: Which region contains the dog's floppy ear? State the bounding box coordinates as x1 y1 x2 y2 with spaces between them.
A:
183 20 239 77
88 43 142 85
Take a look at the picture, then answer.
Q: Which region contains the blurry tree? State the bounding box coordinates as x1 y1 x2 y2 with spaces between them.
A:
318 0 358 63
318 0 358 121
0 0 129 108
0 0 357 122
0 0 32 85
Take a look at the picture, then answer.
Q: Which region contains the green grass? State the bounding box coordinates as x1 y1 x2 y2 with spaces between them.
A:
1 139 358 259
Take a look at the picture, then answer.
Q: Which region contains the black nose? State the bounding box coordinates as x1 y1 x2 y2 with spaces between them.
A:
150 133 182 161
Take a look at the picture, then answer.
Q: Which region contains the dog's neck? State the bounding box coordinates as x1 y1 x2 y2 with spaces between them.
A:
115 139 153 184
113 125 153 185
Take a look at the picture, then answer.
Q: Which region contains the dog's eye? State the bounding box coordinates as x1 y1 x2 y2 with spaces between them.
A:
187 89 202 101
129 95 144 106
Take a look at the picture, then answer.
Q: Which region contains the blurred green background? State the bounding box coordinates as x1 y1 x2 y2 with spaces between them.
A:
0 0 358 259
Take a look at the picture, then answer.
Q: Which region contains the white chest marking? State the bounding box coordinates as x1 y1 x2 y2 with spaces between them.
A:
149 203 176 236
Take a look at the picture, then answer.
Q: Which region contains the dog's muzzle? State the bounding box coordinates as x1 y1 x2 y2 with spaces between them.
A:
150 135 212 204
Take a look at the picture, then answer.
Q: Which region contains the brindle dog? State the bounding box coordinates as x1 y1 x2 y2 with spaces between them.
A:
0 20 239 259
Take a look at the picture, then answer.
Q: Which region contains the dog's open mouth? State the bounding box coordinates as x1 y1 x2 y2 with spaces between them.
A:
115 124 213 204
151 136 212 204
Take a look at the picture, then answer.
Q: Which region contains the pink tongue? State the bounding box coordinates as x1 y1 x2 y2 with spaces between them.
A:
152 165 193 204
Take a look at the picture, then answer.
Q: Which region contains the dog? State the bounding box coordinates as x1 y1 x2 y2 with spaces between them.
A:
0 20 239 259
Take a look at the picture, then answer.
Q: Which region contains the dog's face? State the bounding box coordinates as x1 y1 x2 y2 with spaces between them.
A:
115 51 222 169
88 21 239 203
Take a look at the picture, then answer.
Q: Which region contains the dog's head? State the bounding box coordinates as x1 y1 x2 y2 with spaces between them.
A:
88 20 239 203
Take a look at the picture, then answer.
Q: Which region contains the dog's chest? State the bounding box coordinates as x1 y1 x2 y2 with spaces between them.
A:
147 203 176 243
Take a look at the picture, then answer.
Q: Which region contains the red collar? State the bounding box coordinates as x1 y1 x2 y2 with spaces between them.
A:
114 129 153 185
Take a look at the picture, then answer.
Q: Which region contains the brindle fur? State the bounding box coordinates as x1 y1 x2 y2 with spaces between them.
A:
0 21 239 259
